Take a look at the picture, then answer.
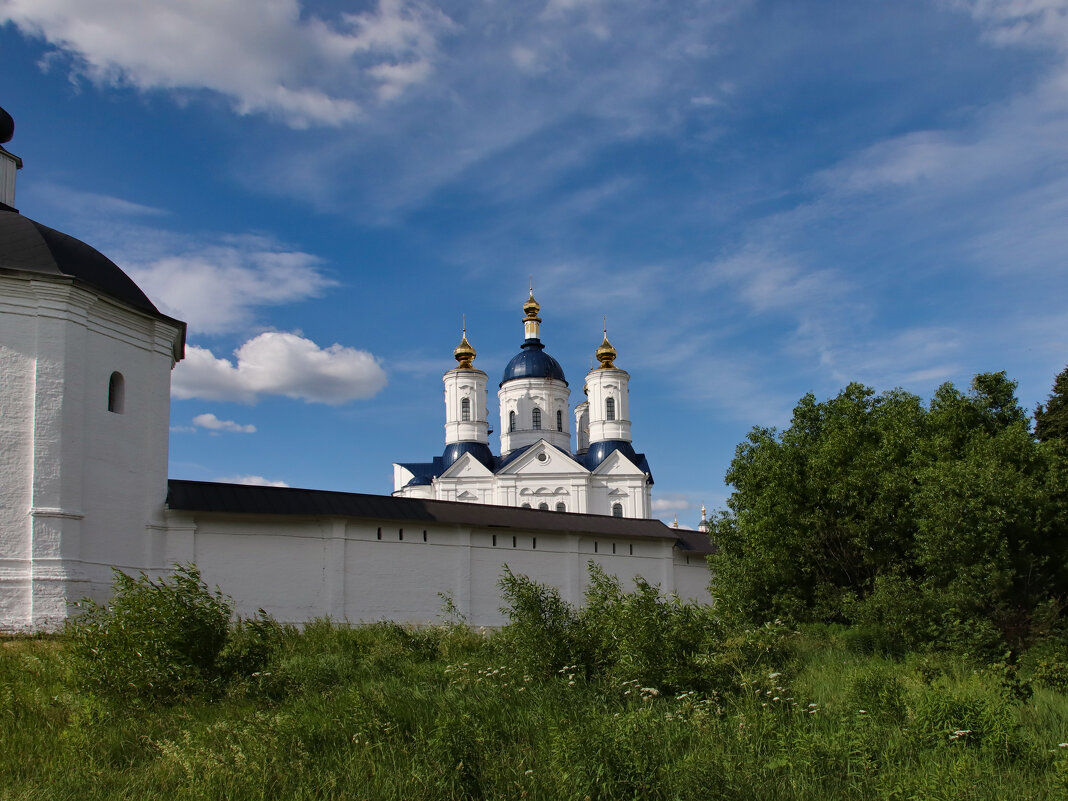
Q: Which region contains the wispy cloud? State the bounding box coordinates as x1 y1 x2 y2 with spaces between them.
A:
651 494 693 513
2 0 452 127
173 332 388 405
128 239 336 336
192 413 256 434
216 474 290 488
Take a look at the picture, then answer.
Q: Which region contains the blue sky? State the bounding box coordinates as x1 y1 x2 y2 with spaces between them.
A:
2 0 1067 526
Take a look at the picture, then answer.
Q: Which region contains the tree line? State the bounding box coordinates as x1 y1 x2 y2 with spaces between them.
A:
710 365 1068 657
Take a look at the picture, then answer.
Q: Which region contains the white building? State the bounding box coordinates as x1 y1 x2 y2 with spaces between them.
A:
393 294 654 519
0 109 712 632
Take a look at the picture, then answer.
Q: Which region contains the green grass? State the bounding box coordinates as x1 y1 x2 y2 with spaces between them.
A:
5 622 1068 801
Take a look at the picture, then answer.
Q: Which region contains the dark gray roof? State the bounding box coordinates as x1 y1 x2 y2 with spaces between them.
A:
0 209 180 323
166 479 715 553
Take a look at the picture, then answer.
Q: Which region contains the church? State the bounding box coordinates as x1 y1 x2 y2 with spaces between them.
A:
0 108 713 633
393 291 653 519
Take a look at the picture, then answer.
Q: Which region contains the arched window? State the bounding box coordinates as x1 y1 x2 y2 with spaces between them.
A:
509 411 516 432
606 397 615 421
521 502 531 509
107 372 125 414
556 410 563 431
555 502 566 512
612 503 623 518
538 502 549 510
461 397 470 422
532 407 541 429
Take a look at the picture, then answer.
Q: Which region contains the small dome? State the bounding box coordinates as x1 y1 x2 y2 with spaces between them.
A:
453 332 476 368
0 209 164 318
501 341 567 385
595 333 617 369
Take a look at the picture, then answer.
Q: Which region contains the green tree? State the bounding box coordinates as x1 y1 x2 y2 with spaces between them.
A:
710 372 1068 649
1035 364 1068 444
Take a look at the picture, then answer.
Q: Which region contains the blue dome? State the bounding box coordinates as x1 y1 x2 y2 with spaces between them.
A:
500 339 567 386
441 442 496 472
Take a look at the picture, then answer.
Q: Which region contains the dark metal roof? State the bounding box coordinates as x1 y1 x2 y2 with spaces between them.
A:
580 439 654 483
0 209 168 318
441 441 496 472
500 339 567 386
166 479 714 552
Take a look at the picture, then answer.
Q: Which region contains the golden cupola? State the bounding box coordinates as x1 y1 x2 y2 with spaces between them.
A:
595 328 617 369
453 324 476 369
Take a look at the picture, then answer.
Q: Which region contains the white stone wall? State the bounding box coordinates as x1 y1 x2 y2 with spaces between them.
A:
0 274 181 631
164 511 714 626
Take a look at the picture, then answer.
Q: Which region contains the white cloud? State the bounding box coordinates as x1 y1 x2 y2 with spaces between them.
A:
652 495 692 513
192 413 256 434
128 239 337 335
216 474 290 488
1 0 451 127
172 332 388 405
25 183 339 338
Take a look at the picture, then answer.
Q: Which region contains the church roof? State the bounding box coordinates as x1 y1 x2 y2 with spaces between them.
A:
580 440 654 483
166 479 714 553
0 209 163 317
500 339 567 386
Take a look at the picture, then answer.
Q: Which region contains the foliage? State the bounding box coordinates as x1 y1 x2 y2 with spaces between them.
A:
65 564 235 704
1035 364 1068 444
497 563 720 692
7 623 1068 800
710 372 1068 649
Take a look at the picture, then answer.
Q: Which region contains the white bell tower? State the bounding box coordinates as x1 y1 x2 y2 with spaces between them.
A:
443 324 489 447
584 329 632 446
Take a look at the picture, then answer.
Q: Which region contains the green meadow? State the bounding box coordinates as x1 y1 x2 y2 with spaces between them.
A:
3 565 1068 801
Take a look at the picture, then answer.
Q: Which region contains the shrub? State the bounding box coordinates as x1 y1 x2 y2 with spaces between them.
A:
906 673 1020 752
1019 637 1068 694
65 564 232 704
580 564 717 692
497 565 586 676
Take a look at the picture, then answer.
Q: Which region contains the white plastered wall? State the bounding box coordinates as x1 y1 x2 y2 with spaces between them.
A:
163 510 713 626
0 274 181 631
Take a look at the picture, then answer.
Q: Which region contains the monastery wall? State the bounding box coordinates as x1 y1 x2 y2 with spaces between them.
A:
162 512 713 627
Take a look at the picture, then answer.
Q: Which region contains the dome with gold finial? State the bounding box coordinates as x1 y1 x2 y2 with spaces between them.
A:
453 323 476 369
522 289 541 321
500 286 567 386
595 332 617 369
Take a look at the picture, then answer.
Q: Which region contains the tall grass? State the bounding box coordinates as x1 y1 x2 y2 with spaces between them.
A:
3 565 1068 800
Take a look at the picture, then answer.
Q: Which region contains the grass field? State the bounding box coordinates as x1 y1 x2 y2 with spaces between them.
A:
3 568 1068 800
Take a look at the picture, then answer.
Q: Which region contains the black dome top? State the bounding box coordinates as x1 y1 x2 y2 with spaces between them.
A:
500 339 568 386
0 209 163 316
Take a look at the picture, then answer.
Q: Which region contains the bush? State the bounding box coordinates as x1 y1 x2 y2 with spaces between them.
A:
907 673 1020 752
65 564 232 704
1019 637 1068 694
498 563 718 690
581 564 718 692
497 565 586 676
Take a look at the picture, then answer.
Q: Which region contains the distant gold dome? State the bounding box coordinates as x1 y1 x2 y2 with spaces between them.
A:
453 328 476 368
595 332 617 369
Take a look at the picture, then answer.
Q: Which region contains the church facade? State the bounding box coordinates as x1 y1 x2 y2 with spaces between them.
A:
394 294 653 519
0 109 713 633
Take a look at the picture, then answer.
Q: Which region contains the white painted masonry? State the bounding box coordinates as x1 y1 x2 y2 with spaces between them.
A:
161 503 712 627
0 273 183 630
